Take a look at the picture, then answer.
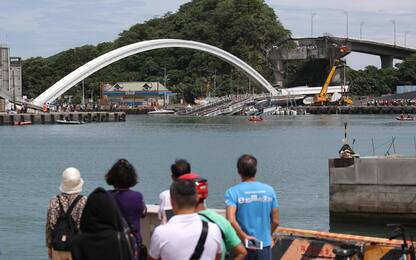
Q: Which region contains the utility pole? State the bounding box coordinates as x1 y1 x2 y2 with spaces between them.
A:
343 59 346 93
230 69 233 95
360 21 365 39
213 68 217 97
163 66 168 106
12 70 16 111
311 13 317 37
343 11 349 39
81 80 85 105
405 31 409 47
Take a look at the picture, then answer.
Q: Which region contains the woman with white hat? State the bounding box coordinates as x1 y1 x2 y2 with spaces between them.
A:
45 167 87 260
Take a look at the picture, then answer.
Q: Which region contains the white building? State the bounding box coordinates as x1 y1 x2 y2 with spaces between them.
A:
103 82 174 107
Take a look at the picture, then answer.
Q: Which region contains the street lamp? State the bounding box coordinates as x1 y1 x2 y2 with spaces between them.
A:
405 31 409 47
360 21 365 40
391 20 396 46
311 13 317 37
343 11 349 39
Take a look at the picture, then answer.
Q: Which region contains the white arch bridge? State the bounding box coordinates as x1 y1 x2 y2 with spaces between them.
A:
33 39 278 106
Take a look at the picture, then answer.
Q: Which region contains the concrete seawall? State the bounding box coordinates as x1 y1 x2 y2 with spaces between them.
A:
329 157 416 223
0 112 126 125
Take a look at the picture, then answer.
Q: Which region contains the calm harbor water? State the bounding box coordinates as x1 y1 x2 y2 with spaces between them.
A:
1 114 416 259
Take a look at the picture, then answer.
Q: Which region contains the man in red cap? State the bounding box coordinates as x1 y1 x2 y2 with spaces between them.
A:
179 173 247 260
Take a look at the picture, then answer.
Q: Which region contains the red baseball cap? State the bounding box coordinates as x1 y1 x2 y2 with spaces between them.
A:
179 173 208 201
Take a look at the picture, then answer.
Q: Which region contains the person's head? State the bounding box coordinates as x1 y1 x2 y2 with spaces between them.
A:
237 154 257 179
179 173 208 205
170 179 197 212
105 159 138 189
60 167 84 194
170 159 191 180
80 187 123 233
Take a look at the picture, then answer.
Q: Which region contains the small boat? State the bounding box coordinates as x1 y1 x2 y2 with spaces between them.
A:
244 106 259 116
14 121 32 126
396 115 416 121
56 119 84 125
248 116 263 122
147 108 175 115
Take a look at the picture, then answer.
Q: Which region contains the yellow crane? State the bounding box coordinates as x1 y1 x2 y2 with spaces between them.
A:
314 59 340 104
313 46 353 106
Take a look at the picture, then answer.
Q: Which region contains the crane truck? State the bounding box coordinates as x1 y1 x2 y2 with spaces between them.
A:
313 46 353 106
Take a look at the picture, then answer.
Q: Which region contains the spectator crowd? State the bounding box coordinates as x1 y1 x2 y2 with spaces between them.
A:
366 98 416 106
46 154 279 260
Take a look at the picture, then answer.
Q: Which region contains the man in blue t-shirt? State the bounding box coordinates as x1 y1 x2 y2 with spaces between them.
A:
225 154 279 260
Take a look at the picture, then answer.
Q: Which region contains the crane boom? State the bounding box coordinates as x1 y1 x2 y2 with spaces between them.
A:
314 59 340 104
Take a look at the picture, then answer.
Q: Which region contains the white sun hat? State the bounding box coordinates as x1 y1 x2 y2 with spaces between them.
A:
59 167 84 194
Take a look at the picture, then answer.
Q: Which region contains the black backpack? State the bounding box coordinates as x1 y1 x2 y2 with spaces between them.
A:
51 195 83 251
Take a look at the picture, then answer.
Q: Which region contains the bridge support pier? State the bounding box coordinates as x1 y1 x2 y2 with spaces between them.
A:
273 60 285 88
380 55 393 69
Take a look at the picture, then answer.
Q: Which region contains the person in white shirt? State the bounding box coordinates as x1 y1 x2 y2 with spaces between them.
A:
149 179 222 260
158 159 191 224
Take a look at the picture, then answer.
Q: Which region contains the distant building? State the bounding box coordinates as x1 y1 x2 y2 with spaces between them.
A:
103 82 174 107
0 45 22 99
396 85 416 95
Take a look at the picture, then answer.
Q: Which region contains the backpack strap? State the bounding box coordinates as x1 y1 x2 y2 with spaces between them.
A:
109 191 136 259
189 221 209 260
117 232 124 260
198 212 226 242
57 195 65 214
57 195 82 216
66 195 83 216
111 191 135 232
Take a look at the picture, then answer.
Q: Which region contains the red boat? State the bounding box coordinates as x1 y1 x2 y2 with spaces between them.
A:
248 116 263 122
14 121 32 126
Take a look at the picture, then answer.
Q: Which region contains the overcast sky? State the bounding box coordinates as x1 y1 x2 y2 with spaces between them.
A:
0 0 415 69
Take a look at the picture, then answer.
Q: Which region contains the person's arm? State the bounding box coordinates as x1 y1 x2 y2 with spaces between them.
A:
226 205 256 242
231 244 247 260
271 208 279 233
270 192 280 248
141 196 147 218
158 193 167 224
215 253 222 260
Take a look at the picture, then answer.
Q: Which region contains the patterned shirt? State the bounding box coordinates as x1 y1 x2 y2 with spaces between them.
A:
45 193 87 248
